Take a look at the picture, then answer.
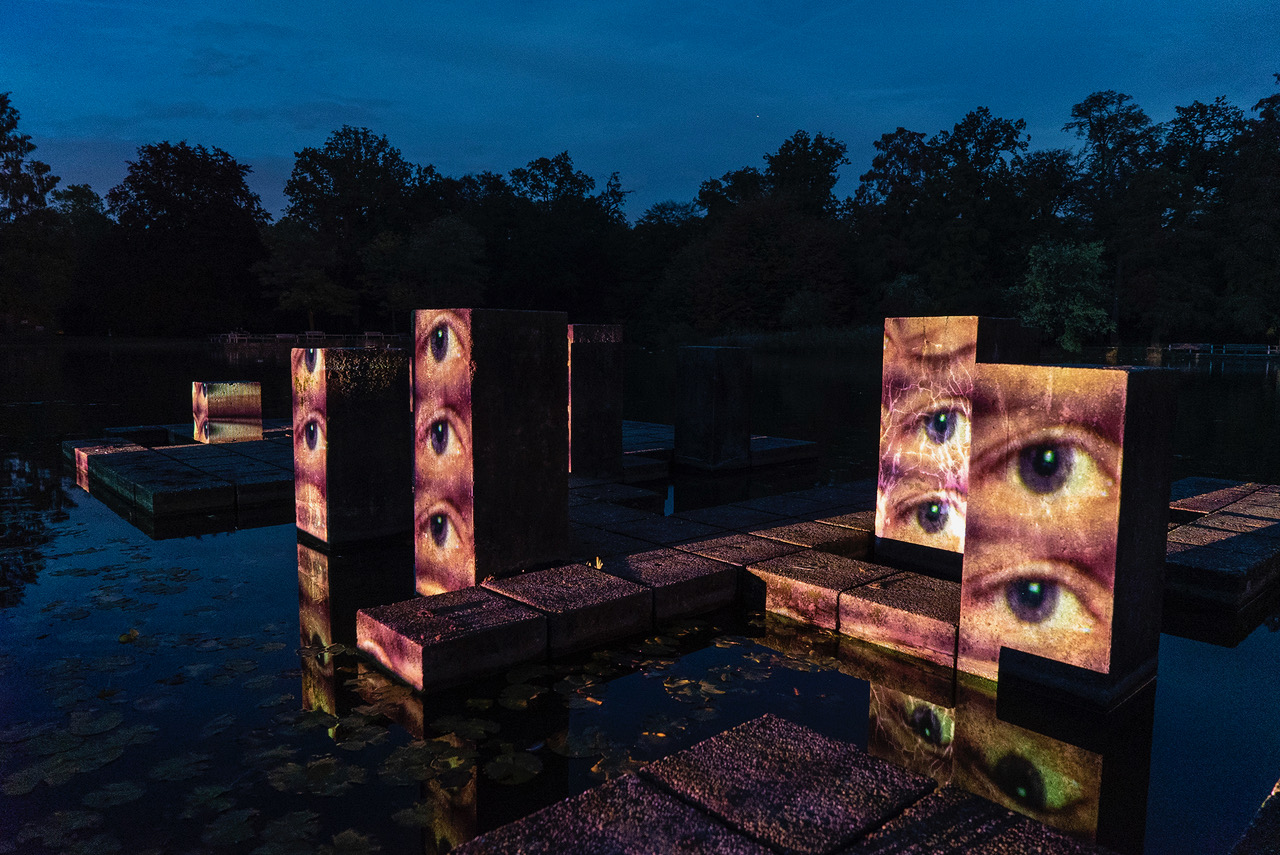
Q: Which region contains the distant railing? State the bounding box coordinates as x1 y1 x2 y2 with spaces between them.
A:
210 331 409 348
1165 343 1280 356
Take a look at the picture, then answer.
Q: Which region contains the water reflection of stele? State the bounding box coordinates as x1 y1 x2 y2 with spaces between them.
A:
413 309 568 596
868 684 955 785
958 365 1173 683
192 381 263 443
292 348 412 545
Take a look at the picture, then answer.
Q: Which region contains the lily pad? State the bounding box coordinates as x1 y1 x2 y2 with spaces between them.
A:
319 829 381 855
391 801 438 827
498 682 545 710
27 730 84 755
68 710 123 736
148 751 211 781
267 755 365 796
82 780 145 808
181 783 236 818
253 810 320 855
429 715 499 740
483 751 542 785
201 808 257 845
200 713 237 739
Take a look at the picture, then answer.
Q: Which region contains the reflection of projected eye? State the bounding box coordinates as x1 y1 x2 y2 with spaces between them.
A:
908 705 944 746
305 348 318 372
992 754 1047 811
1018 445 1074 494
429 420 449 455
1006 579 1059 623
201 420 210 439
924 409 957 444
305 420 320 451
429 514 448 547
430 324 449 362
916 499 949 534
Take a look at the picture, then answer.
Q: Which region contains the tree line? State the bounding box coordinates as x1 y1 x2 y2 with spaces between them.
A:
1 78 1277 349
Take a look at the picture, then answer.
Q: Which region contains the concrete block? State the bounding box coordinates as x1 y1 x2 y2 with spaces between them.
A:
732 494 828 518
620 454 667 482
568 324 624 478
750 435 818 466
483 564 651 657
958 364 1175 691
292 347 412 546
569 502 657 529
817 509 877 533
413 309 569 594
298 539 414 651
357 587 547 691
640 713 935 855
676 533 804 568
867 684 954 785
603 548 738 620
568 526 657 561
1168 477 1262 521
133 470 235 516
875 317 1035 576
193 381 262 443
835 634 956 710
675 504 789 530
73 442 145 492
453 773 771 855
609 515 724 546
839 572 960 669
746 552 897 630
845 785 1102 853
675 346 751 470
1164 540 1271 606
746 520 871 558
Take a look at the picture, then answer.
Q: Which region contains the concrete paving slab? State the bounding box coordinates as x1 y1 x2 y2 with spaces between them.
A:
569 526 657 561
731 494 830 518
232 471 295 507
604 547 738 620
840 785 1103 854
570 502 659 528
747 520 872 558
640 713 935 855
1193 512 1280 539
620 454 669 482
839 573 960 669
133 471 236 516
675 504 790 530
611 515 726 546
784 484 877 511
1223 496 1280 521
454 772 771 855
357 587 546 691
1168 477 1262 519
1165 540 1275 606
816 509 877 534
1167 523 1280 556
746 552 898 630
570 482 663 507
483 564 652 657
751 435 819 465
676 533 804 568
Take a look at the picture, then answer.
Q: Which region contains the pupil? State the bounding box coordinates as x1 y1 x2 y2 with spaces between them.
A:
916 500 948 534
430 420 449 455
305 421 318 451
429 514 448 547
430 325 448 362
908 705 943 746
1018 444 1073 493
924 410 956 444
992 754 1046 810
305 348 317 372
1006 578 1059 623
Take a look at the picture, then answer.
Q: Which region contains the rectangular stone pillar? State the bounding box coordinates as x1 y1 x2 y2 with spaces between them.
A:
957 364 1175 701
193 381 262 443
568 324 624 477
674 346 750 470
413 309 569 595
875 317 1036 578
292 348 412 546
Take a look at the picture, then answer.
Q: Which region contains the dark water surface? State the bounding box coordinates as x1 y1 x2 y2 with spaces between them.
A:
1 338 1278 854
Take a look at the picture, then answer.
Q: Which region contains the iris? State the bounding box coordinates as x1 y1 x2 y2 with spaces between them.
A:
924 409 956 443
1018 444 1073 493
917 500 948 534
430 325 449 362
992 754 1047 810
908 705 944 746
1006 578 1059 623
429 514 448 547
430 420 449 455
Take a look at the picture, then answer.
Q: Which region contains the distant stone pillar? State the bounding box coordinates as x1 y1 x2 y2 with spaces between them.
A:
958 364 1174 704
193 381 262 443
674 346 751 470
568 324 624 478
413 309 569 595
292 348 412 546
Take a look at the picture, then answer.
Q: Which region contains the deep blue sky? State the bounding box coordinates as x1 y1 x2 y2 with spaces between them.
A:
4 1 1277 220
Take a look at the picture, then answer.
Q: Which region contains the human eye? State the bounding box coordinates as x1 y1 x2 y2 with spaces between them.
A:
416 311 471 369
884 488 966 549
295 411 327 453
416 406 470 466
918 405 969 446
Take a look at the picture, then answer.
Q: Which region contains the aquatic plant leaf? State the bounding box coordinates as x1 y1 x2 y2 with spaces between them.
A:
391 801 438 827
546 727 608 758
566 692 605 710
201 808 258 845
242 674 277 690
104 724 159 747
68 710 123 736
378 741 444 785
16 809 103 847
200 713 237 739
429 715 499 740
484 751 542 785
27 730 84 755
81 780 145 808
253 810 321 855
3 762 46 795
318 829 381 855
181 783 236 818
148 751 211 781
464 698 494 712
258 642 287 652
498 682 545 710
0 721 55 743
267 755 366 796
257 692 296 708
63 832 122 855
224 657 258 673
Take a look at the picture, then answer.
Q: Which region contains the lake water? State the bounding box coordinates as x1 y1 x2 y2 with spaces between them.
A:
1 337 1278 854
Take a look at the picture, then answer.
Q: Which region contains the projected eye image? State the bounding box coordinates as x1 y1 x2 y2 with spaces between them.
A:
193 381 262 443
414 309 476 594
876 317 978 553
292 348 329 541
959 365 1125 679
868 684 954 783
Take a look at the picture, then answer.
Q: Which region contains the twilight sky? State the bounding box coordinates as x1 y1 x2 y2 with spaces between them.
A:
3 1 1277 220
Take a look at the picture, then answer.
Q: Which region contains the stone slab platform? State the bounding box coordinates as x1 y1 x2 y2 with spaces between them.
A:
1166 483 1280 608
603 547 738 621
357 587 546 692
746 551 898 630
839 572 961 670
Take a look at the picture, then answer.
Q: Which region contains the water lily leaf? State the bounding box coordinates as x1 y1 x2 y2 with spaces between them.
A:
68 710 123 736
0 721 55 744
464 698 494 712
226 636 256 649
105 724 159 747
200 713 237 740
484 751 542 785
81 780 145 808
181 783 235 818
589 751 646 781
268 756 365 796
258 642 287 652
546 727 608 758
257 693 296 709
690 707 719 722
3 762 46 795
201 808 257 845
318 829 381 855
243 674 277 690
148 751 211 781
391 801 437 827
498 682 545 711
566 692 605 710
224 658 258 673
377 741 446 786
64 832 122 855
253 810 320 855
429 716 499 740
16 809 103 847
27 730 84 755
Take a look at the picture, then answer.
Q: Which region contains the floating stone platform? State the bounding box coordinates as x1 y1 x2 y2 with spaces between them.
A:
453 714 1105 854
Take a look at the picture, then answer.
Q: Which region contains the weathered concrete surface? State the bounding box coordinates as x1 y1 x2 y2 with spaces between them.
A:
454 772 771 854
604 547 738 621
483 564 652 657
747 520 872 558
676 504 790 531
836 634 957 710
641 714 936 855
677 533 805 568
746 552 898 630
611 514 725 546
751 435 818 465
357 587 546 691
839 572 961 669
569 526 657 562
732 494 829 518
1169 476 1263 521
841 785 1103 853
569 502 658 528
817 509 877 534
